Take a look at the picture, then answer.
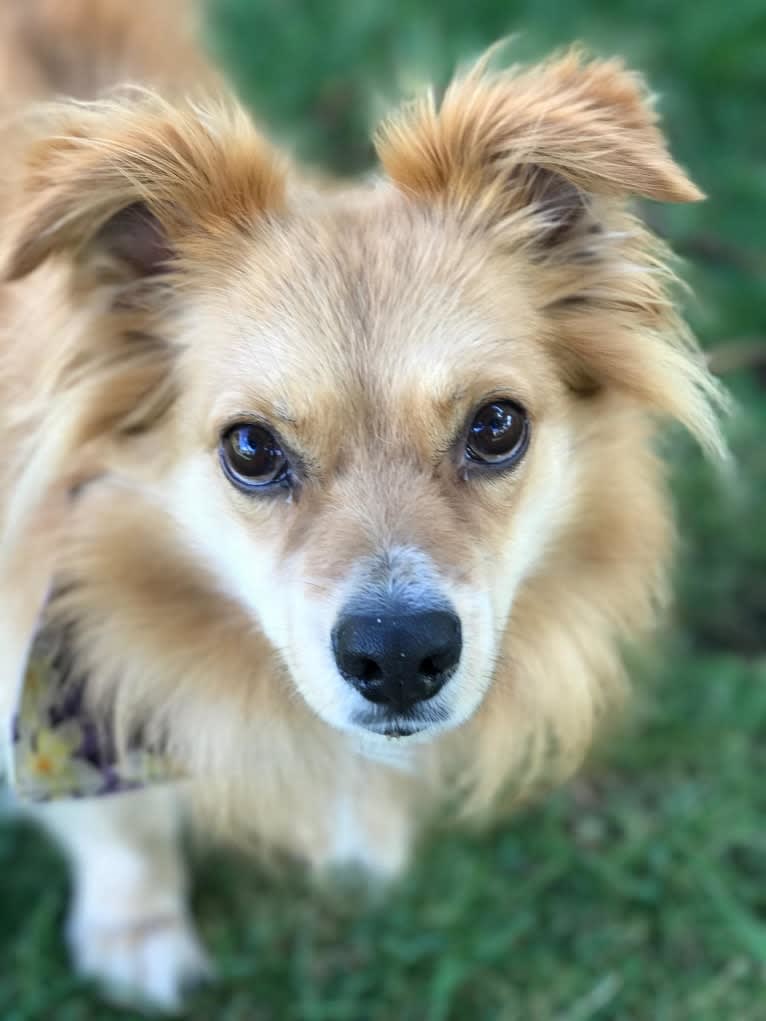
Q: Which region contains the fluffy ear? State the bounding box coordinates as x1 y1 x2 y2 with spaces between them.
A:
3 95 286 282
375 47 702 237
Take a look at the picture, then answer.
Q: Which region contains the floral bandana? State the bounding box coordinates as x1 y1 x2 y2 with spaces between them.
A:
4 621 181 803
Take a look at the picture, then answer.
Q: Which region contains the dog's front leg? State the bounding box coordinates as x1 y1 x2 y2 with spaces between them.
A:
38 786 210 1011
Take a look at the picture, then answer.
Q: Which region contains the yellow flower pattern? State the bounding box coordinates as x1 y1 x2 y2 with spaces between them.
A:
7 627 183 802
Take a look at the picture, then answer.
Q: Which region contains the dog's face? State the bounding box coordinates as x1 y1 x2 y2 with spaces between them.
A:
3 51 724 781
164 205 574 741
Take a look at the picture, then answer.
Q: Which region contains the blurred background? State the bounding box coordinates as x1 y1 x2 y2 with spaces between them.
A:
1 0 764 1017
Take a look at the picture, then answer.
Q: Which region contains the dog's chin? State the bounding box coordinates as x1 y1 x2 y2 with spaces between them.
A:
344 712 450 770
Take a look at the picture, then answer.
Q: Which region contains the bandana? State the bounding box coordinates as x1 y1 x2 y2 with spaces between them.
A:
4 620 180 803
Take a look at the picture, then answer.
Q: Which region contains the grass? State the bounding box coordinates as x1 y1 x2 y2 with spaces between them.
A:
1 0 765 1017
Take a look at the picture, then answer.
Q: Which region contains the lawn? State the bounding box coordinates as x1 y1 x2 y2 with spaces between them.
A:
1 0 765 1018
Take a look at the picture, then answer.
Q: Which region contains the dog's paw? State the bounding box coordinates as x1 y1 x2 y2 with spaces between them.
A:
68 910 212 1012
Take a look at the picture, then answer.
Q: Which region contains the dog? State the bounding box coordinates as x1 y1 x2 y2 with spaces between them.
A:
0 0 726 1009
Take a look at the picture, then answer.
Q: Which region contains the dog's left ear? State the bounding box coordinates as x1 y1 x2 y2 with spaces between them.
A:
375 48 702 239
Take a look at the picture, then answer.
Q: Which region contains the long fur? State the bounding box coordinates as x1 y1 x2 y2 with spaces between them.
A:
0 0 726 867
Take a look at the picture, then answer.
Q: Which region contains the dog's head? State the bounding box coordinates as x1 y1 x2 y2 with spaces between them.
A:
3 51 725 798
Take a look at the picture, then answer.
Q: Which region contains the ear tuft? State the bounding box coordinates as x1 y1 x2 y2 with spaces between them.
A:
375 46 703 228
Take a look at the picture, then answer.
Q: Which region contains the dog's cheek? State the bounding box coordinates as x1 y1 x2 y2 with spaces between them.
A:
277 557 363 728
433 441 574 729
486 421 575 627
162 457 294 650
440 581 496 724
161 459 360 730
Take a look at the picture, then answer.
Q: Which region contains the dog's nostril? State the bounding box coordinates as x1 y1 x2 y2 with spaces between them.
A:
356 657 383 683
419 655 441 679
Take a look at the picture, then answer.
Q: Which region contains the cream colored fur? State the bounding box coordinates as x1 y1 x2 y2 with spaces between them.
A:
0 0 726 1007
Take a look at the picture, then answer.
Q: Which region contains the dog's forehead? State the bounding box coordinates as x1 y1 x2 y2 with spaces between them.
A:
237 201 502 359
184 193 544 429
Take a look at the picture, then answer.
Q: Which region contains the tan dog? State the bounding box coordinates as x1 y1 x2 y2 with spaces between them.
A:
0 0 725 1008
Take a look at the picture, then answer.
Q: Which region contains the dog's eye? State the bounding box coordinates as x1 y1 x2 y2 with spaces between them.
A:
464 400 529 468
220 423 289 491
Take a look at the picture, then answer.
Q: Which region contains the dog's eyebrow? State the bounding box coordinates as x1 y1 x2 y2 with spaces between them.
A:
207 394 300 436
271 402 299 427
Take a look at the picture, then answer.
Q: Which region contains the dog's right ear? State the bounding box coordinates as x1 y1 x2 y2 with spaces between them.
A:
1 97 287 452
3 96 286 283
375 47 701 235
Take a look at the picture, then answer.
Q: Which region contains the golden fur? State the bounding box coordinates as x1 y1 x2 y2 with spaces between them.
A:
0 0 726 869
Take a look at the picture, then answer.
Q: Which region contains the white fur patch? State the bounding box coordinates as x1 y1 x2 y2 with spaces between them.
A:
162 422 574 747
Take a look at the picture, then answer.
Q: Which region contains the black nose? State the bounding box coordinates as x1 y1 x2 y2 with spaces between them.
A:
332 608 462 712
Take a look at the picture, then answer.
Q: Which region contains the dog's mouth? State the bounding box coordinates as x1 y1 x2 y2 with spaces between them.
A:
378 722 425 739
351 701 451 739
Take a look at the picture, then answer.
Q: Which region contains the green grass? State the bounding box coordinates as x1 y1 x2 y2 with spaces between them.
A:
2 0 765 1017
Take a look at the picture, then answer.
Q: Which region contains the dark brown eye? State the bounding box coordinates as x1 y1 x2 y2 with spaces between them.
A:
465 400 529 467
220 423 289 491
